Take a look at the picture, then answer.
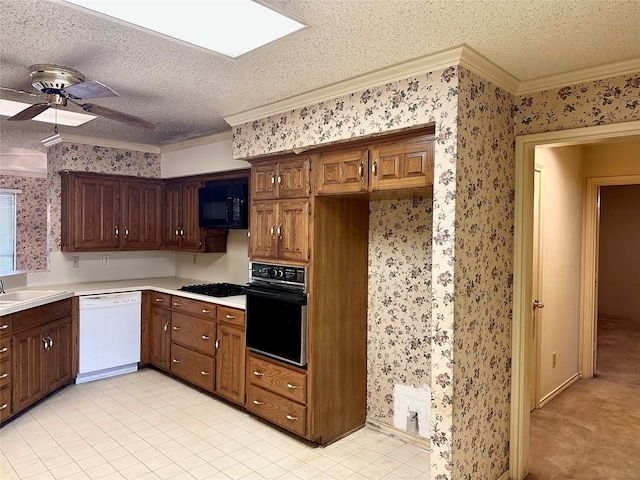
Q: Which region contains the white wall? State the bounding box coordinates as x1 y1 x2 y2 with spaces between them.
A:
161 133 250 178
535 145 583 401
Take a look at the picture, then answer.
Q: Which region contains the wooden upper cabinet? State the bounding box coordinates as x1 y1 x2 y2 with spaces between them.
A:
251 157 311 200
369 136 434 191
314 133 434 195
121 180 163 250
164 179 203 252
61 173 120 251
249 200 309 263
315 148 369 195
61 172 163 252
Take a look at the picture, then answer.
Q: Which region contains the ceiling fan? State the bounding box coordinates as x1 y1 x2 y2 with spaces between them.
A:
0 64 157 130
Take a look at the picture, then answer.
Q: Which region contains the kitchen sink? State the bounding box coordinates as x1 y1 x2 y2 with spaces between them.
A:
0 290 61 303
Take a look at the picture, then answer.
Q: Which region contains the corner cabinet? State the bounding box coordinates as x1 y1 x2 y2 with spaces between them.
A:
249 156 312 263
164 179 203 252
60 172 163 252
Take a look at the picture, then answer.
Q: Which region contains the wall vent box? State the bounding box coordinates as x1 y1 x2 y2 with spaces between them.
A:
393 384 431 438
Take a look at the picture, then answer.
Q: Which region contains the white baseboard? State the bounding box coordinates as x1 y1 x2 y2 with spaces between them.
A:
366 418 431 451
539 372 581 408
496 470 510 480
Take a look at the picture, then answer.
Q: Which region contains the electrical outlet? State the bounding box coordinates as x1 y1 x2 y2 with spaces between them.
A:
552 352 557 367
102 255 110 266
72 256 79 268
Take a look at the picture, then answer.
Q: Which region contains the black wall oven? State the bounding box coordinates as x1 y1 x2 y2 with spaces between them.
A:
244 262 308 367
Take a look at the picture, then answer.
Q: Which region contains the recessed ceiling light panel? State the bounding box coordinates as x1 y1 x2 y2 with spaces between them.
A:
62 0 306 58
0 99 96 127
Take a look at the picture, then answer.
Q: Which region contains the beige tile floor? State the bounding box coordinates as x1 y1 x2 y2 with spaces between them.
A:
0 369 430 479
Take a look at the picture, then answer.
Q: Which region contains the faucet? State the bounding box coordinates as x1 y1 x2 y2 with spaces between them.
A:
0 279 4 294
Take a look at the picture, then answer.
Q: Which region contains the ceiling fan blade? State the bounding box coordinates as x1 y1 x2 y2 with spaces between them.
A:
79 103 158 130
8 103 50 121
0 86 41 97
64 80 118 99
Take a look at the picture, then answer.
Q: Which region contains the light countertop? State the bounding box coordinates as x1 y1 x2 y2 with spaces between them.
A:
0 277 246 316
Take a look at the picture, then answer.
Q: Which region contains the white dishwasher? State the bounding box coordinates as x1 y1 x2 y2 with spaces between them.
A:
77 291 142 384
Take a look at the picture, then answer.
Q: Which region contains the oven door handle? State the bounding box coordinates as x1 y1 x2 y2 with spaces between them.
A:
244 286 307 305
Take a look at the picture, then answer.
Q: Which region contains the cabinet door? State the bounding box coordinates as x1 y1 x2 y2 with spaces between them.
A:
45 316 73 393
369 137 434 191
249 201 278 259
164 182 182 249
215 323 245 406
149 306 171 370
71 175 121 250
316 149 369 195
278 158 311 198
122 180 163 250
181 180 203 251
12 326 45 413
252 163 279 200
278 200 310 262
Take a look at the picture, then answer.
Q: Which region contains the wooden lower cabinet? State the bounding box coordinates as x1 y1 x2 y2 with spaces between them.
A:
9 299 73 420
170 343 214 392
215 323 245 405
148 300 171 371
0 316 12 423
246 384 307 437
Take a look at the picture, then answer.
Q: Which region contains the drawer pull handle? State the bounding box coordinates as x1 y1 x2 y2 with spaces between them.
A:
48 337 53 348
0 347 7 353
201 335 211 340
173 326 181 331
200 371 211 376
0 325 8 330
172 359 181 363
173 302 181 306
253 371 265 377
42 338 48 350
155 298 164 302
225 314 236 319
215 338 220 350
286 414 298 421
0 373 7 379
252 400 264 405
164 321 169 332
0 404 7 410
286 383 298 390
202 309 211 314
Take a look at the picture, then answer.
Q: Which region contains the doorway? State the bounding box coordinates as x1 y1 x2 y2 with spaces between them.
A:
509 121 640 480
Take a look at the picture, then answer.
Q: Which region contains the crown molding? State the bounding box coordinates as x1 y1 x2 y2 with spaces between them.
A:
40 133 160 153
517 57 640 95
458 47 520 93
159 130 233 153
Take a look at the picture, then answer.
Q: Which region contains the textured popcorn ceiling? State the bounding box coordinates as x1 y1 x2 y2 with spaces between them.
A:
1 0 639 154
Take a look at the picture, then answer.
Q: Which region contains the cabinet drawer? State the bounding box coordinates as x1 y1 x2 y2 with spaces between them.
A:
247 384 306 437
0 387 10 422
217 306 245 327
248 355 307 404
171 296 216 319
171 312 215 355
13 299 72 333
170 343 214 392
0 357 9 388
150 292 171 308
0 317 10 338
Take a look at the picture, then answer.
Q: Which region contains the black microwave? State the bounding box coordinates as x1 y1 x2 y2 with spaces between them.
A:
198 181 248 229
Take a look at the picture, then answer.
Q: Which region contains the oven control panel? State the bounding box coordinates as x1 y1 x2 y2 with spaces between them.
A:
249 262 306 289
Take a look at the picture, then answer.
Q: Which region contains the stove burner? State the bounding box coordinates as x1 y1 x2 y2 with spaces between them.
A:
178 282 245 297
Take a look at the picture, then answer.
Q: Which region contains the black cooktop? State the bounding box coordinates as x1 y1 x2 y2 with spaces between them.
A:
178 282 245 297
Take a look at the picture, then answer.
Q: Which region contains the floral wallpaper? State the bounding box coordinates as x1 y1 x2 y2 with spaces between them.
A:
47 143 161 251
367 198 433 421
450 68 514 480
0 174 48 271
515 72 640 135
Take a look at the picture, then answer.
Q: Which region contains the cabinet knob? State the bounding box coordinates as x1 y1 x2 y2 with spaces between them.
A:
155 298 164 303
173 326 180 331
286 383 298 390
172 358 182 363
0 347 8 353
200 371 211 376
253 400 264 405
285 414 298 421
0 373 8 379
0 404 7 410
202 309 211 314
253 371 265 377
173 302 181 306
0 324 7 330
201 335 211 340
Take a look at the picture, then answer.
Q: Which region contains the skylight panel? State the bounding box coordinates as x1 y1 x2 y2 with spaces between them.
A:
62 0 306 58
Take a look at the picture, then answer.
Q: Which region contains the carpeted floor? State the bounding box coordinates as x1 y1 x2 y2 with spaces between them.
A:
527 316 640 479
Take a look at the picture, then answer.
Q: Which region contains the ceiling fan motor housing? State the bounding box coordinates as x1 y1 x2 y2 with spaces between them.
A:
30 64 84 94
